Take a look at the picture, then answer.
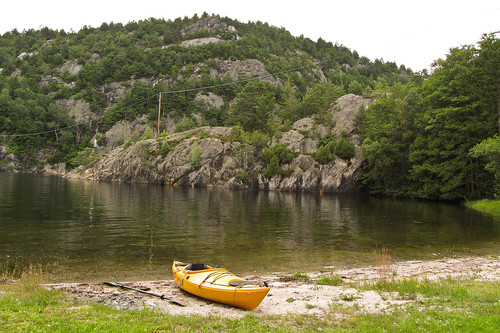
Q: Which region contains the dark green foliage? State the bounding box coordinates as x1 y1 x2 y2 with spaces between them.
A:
314 143 334 164
175 117 196 133
264 156 281 178
262 144 297 178
470 136 500 194
247 130 270 149
314 135 354 163
227 80 276 133
67 147 101 168
0 76 91 167
235 171 249 180
100 81 159 132
189 141 202 168
408 36 498 200
261 143 297 165
159 141 171 156
334 137 355 160
299 82 344 119
356 34 500 200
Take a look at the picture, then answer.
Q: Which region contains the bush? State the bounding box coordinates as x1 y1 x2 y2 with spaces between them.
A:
159 141 171 156
190 142 202 168
228 125 244 142
314 144 333 164
199 130 209 139
314 140 336 164
262 143 297 165
264 156 281 178
123 139 133 149
248 130 270 148
67 148 101 168
140 126 154 140
235 172 249 180
175 117 196 133
335 138 355 160
95 133 107 147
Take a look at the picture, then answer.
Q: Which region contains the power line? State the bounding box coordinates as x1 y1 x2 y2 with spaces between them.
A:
3 55 346 138
159 56 341 96
2 123 83 138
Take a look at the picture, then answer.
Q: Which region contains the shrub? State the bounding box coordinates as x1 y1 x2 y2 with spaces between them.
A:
95 133 107 147
248 130 270 148
159 141 171 156
67 148 102 168
175 117 196 133
199 130 209 139
314 144 333 164
264 156 281 178
235 171 249 180
123 139 133 149
262 143 297 165
335 137 355 160
229 125 244 142
190 142 202 168
140 126 154 140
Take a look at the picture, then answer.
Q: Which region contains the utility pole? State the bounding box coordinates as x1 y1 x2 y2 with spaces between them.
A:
157 92 162 137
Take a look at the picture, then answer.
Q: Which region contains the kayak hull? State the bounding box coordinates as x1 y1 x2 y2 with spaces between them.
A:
172 261 269 310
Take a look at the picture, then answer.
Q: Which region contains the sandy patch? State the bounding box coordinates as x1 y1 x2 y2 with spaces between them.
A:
49 256 499 319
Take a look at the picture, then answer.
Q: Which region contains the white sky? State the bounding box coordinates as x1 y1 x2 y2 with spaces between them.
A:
1 1 498 71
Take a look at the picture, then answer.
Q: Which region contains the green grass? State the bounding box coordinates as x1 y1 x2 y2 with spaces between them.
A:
316 274 344 286
2 266 500 332
465 199 500 218
291 272 310 279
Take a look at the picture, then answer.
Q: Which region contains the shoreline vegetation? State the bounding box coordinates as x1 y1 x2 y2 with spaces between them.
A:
465 199 500 219
1 256 499 332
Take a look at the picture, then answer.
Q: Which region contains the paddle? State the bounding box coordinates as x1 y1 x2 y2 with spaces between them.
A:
103 282 185 307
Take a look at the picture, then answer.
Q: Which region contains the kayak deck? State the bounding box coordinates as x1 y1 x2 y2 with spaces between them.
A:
172 261 269 310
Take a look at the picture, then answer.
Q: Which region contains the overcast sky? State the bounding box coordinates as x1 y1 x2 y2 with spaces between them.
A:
1 1 498 71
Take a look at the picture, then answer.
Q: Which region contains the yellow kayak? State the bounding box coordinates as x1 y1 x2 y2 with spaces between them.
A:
172 261 270 310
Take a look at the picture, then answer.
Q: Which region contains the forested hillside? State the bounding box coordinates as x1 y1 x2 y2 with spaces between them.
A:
0 14 498 200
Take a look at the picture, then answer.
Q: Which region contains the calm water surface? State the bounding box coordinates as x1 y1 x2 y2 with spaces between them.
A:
0 173 499 282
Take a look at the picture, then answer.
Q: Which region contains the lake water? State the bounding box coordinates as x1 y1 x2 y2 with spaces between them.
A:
0 173 498 282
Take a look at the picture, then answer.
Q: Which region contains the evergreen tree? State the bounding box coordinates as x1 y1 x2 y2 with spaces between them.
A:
227 81 276 133
409 38 498 200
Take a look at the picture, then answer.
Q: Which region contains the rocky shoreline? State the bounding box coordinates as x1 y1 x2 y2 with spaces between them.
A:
1 94 376 195
48 256 499 318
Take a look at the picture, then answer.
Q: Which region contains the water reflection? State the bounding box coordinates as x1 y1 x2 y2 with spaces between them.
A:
0 173 498 282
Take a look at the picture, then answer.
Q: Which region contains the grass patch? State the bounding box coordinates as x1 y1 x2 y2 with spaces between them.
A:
292 272 310 279
465 199 500 219
316 274 344 286
2 265 500 332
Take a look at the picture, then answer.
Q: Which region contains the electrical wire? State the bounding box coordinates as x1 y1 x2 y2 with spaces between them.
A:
2 54 347 138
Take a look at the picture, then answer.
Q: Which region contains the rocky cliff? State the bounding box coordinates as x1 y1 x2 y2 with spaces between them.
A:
65 94 375 193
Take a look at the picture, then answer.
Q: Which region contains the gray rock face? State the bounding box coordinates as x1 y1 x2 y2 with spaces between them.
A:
194 92 225 110
56 98 93 124
208 59 282 87
65 94 375 194
59 60 83 76
181 17 237 37
331 93 376 136
180 37 224 47
0 145 18 171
